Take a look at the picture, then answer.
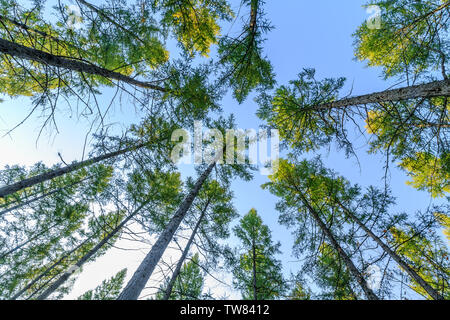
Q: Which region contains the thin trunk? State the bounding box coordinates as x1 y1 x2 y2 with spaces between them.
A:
0 176 90 217
297 192 379 300
36 200 149 300
252 238 257 301
77 0 146 46
162 204 208 300
118 161 216 300
11 234 94 300
309 79 450 112
0 221 60 260
0 143 146 199
0 38 167 92
335 199 444 300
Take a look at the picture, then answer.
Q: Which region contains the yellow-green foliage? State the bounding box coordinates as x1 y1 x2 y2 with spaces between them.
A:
399 153 450 198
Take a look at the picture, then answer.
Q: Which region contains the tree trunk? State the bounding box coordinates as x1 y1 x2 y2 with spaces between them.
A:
77 0 146 46
35 200 149 300
0 221 60 260
252 237 257 301
11 235 94 300
162 204 208 300
297 192 379 300
0 38 167 92
0 143 146 199
309 79 450 111
118 161 216 300
0 176 89 217
335 199 444 300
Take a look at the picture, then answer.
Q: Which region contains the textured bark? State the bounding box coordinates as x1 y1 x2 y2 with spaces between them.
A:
118 161 216 300
297 192 379 300
36 201 149 300
310 79 450 111
162 205 208 300
335 199 444 300
0 38 167 92
0 143 145 199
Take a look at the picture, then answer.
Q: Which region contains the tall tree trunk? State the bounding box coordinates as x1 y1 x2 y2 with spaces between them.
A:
297 192 379 300
309 79 450 111
35 200 150 300
335 199 444 300
0 38 167 92
11 234 94 300
162 203 209 300
0 143 146 199
252 237 257 301
118 161 216 300
0 176 90 217
0 221 60 260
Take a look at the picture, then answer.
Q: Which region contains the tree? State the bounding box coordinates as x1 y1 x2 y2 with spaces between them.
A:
160 179 237 300
78 269 127 300
118 116 253 300
156 254 205 300
33 168 182 300
389 224 450 299
229 209 285 300
0 163 114 299
315 243 358 300
263 159 380 300
353 0 449 80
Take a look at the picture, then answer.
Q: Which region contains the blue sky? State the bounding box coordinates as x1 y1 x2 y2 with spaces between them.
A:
0 0 447 299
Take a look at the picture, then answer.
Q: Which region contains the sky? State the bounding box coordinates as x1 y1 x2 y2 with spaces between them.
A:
0 0 448 300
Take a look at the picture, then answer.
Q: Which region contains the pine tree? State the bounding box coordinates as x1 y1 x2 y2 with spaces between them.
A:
229 209 286 300
78 269 127 300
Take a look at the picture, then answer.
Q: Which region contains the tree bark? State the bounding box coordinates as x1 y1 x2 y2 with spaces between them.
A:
162 204 208 300
35 200 149 300
252 237 257 301
297 192 379 300
0 143 146 199
11 234 93 300
118 161 216 300
0 38 167 92
335 199 444 300
0 177 89 217
309 79 450 111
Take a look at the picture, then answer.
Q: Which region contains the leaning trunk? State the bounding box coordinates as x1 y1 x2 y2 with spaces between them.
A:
0 143 146 199
118 161 216 300
35 200 149 300
0 38 167 92
298 192 379 300
335 199 444 300
162 205 208 300
310 79 450 111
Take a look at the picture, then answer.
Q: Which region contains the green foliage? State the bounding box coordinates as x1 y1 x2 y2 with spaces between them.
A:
230 209 286 300
257 68 348 153
78 269 127 300
316 243 358 300
389 225 450 299
156 254 205 300
154 0 233 56
218 0 275 103
353 0 449 79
